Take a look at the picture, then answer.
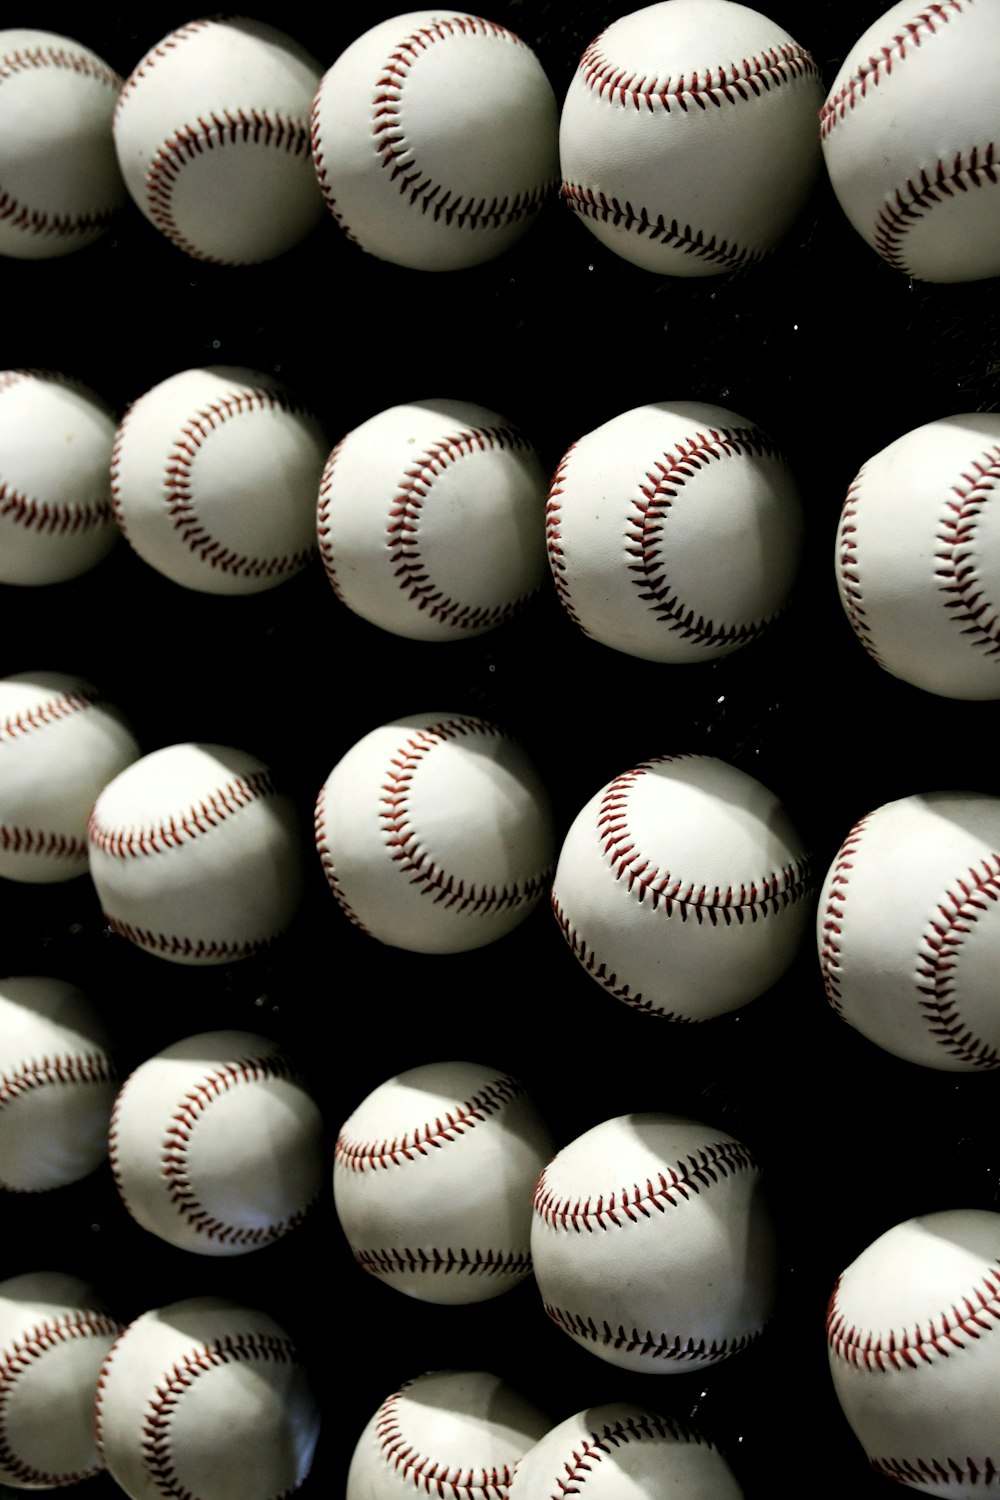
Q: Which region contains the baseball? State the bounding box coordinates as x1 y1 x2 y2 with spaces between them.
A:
334 1060 554 1305
87 741 305 966
347 1369 551 1499
530 1111 777 1374
558 0 824 276
507 1402 746 1498
95 1296 321 1500
0 371 119 587
0 29 125 259
819 790 1000 1072
310 11 559 272
546 400 804 663
108 1029 324 1256
0 670 141 885
113 17 325 264
317 398 549 641
0 975 117 1193
551 752 813 1021
110 366 328 596
0 1271 121 1489
821 0 1000 283
835 412 1000 700
314 711 556 954
827 1207 1000 1494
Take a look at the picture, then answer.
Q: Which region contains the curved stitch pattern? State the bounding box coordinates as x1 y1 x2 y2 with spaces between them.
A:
561 184 764 270
88 770 278 858
874 146 1000 277
820 2 969 138
827 1262 1000 1371
916 859 1000 1068
335 1074 523 1170
543 1304 761 1364
354 1245 531 1278
372 1381 516 1496
579 32 819 111
551 888 699 1022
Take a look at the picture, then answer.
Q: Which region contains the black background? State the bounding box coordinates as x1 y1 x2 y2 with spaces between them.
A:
4 1 1000 1495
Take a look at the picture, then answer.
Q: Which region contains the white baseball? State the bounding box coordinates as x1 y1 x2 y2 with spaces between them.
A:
0 29 126 259
507 1403 746 1499
821 0 1000 283
818 791 1000 1072
112 17 324 265
558 0 824 276
0 1271 121 1489
95 1296 321 1500
334 1060 554 1305
347 1369 551 1500
0 670 140 885
0 975 117 1193
836 412 1000 700
827 1207 1000 1495
317 399 549 641
310 11 559 272
0 371 119 586
546 400 804 663
110 366 328 596
109 1029 324 1256
530 1112 777 1374
551 753 813 1021
314 711 556 954
87 741 305 966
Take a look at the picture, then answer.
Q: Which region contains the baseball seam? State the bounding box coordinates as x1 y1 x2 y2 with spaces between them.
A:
113 20 216 122
110 386 318 580
0 479 112 536
871 1453 1000 1488
131 1335 303 1500
560 184 765 270
874 145 999 277
549 1411 718 1495
335 1073 523 1170
318 424 540 631
827 1260 1000 1370
819 1 968 138
0 825 89 863
817 815 869 1020
551 888 701 1022
935 444 1000 656
1 683 105 743
0 1050 115 1112
353 1245 531 1279
580 34 820 111
88 769 278 857
313 779 374 936
836 472 884 667
373 1381 516 1497
380 719 551 914
0 43 123 241
108 1054 318 1247
0 1310 120 1486
542 1303 761 1365
533 1136 757 1231
547 427 791 649
311 16 554 242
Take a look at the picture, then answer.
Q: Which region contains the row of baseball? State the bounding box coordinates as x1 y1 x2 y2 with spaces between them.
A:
5 367 999 700
3 2 997 281
4 688 1000 1073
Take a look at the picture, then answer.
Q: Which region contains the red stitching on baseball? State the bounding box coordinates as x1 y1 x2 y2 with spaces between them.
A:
836 473 883 667
934 443 1000 655
874 145 1000 276
110 386 318 576
311 16 555 239
144 112 312 264
817 813 870 1021
551 889 700 1022
560 184 764 269
542 1305 761 1364
916 859 1000 1067
313 779 374 935
0 825 89 863
579 33 819 112
318 425 540 630
0 684 104 743
0 480 111 536
549 1409 719 1491
871 1454 1000 1487
380 718 551 914
88 769 278 857
100 921 275 963
547 426 791 649
108 1053 317 1247
113 20 217 123
0 1053 116 1192
335 1074 523 1171
820 2 968 139
827 1263 1000 1370
373 1380 515 1496
0 1310 120 1486
137 1335 303 1500
0 43 122 242
353 1245 531 1278
533 1137 757 1231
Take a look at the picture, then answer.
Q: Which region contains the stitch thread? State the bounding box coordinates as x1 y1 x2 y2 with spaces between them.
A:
99 921 273 963
579 35 819 111
533 1137 758 1231
871 1454 1000 1487
551 889 700 1022
88 770 278 858
817 814 871 1020
0 825 89 864
335 1074 523 1171
560 185 764 270
318 425 539 631
916 859 1000 1067
827 1262 1000 1370
1 685 105 743
553 1411 719 1492
354 1245 531 1278
0 1311 120 1486
313 779 374 935
542 1305 760 1364
874 146 1000 277
372 1380 515 1497
820 2 968 138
